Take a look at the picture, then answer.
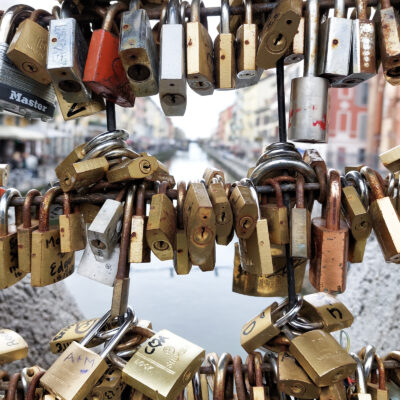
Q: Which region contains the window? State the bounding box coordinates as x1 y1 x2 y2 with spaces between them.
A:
359 148 366 163
358 112 368 141
355 83 369 107
336 111 351 132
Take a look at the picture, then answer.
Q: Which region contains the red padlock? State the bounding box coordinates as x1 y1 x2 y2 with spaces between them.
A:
83 2 135 107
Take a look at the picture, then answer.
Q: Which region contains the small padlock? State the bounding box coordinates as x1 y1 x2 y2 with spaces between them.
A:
380 145 400 174
83 2 135 107
0 329 28 365
146 182 176 261
17 188 40 274
351 353 373 400
130 185 151 264
364 352 388 400
7 9 52 84
317 0 353 84
59 193 86 253
31 187 75 287
159 0 187 116
119 0 160 97
288 0 329 142
320 382 347 400
309 169 349 294
186 0 214 95
40 307 135 400
0 188 26 289
174 181 192 274
90 367 126 400
361 166 400 262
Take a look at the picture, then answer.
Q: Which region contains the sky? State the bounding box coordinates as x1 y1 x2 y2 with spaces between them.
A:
3 0 236 139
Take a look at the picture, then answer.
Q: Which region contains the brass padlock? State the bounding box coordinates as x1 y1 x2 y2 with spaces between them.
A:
31 187 75 287
320 382 347 400
0 188 26 289
284 16 304 65
0 329 28 364
380 145 400 174
174 181 192 274
146 182 176 261
130 185 151 264
17 188 40 274
361 351 388 400
90 367 126 400
59 193 86 253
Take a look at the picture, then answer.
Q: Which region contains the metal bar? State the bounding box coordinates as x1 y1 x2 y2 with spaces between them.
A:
276 57 287 143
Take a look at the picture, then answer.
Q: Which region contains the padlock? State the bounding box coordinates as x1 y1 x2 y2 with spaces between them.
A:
47 2 92 103
361 166 400 262
40 307 135 400
110 329 205 400
240 296 302 353
31 187 75 287
0 188 26 289
317 0 352 83
351 353 373 400
119 0 159 97
90 367 126 400
174 181 192 274
365 353 388 400
81 203 101 224
376 0 400 85
186 0 214 95
284 16 304 65
277 352 321 399
282 326 357 387
256 0 302 70
7 9 52 84
146 182 176 261
0 329 28 365
290 174 311 259
87 192 124 261
130 185 151 264
0 5 56 121
229 183 257 239
83 2 135 107
380 145 400 174
309 169 349 294
320 382 348 400
297 292 354 332
214 0 235 89
59 193 86 253
335 0 376 87
238 178 273 276
152 4 167 56
159 0 187 116
288 0 329 142
17 188 40 274
183 182 216 267
214 353 234 400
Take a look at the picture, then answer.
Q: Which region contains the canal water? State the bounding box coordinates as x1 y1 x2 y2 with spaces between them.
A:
65 143 277 356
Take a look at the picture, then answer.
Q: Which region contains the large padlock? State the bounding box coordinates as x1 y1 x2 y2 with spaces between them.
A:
288 0 328 142
119 0 159 97
83 2 135 107
40 307 135 400
31 187 75 287
47 2 92 103
0 5 56 121
0 188 26 289
159 0 187 116
186 0 214 95
7 9 52 84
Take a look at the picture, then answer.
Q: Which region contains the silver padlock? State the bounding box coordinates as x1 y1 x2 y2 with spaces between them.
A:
317 0 353 84
119 0 159 97
77 227 120 287
0 5 56 121
87 198 124 261
334 0 376 88
159 0 187 116
288 0 329 143
47 2 92 103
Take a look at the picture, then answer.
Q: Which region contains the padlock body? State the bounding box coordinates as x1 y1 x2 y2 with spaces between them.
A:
7 19 51 84
186 22 214 95
367 383 389 400
106 156 158 183
174 229 192 274
91 367 126 400
84 29 135 107
288 77 328 143
236 24 258 79
290 208 311 259
288 330 357 387
369 197 400 262
230 185 257 239
59 212 86 253
41 341 108 400
0 231 26 289
17 222 38 273
122 330 205 400
309 217 349 294
0 329 28 364
119 9 159 97
31 228 75 287
380 145 400 173
320 383 347 400
130 216 151 263
214 33 235 90
198 244 216 271
348 234 367 263
262 204 289 245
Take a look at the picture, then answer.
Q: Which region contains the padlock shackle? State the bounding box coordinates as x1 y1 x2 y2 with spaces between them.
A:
129 0 140 12
167 0 181 24
214 353 234 400
355 0 368 19
334 0 346 17
190 0 200 22
0 188 21 236
296 174 305 209
29 9 51 24
159 181 169 194
326 169 341 230
84 129 129 154
38 187 61 233
345 171 369 208
220 0 230 34
22 189 41 229
83 139 128 161
304 0 319 77
103 2 127 32
135 185 146 217
380 0 392 9
351 353 368 394
0 5 33 44
60 0 78 19
263 178 284 208
240 178 261 217
358 344 376 382
181 1 189 24
63 193 71 217
177 181 186 229
253 353 263 387
244 0 252 24
374 354 386 389
360 166 385 201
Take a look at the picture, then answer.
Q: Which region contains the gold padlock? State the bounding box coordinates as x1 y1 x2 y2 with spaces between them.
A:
31 187 75 287
0 329 28 364
106 155 158 183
